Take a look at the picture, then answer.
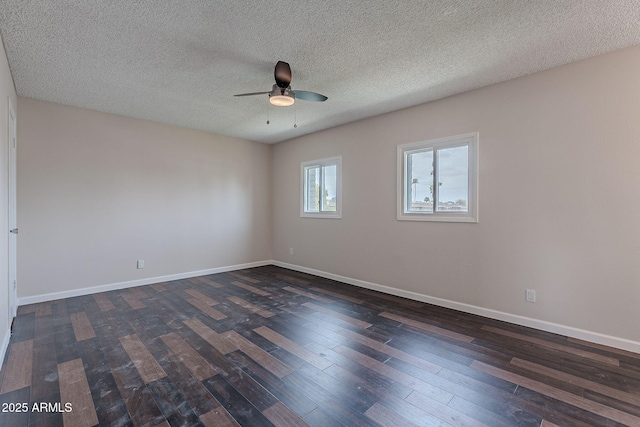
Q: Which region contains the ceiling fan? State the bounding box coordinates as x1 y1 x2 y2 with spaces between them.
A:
234 61 327 107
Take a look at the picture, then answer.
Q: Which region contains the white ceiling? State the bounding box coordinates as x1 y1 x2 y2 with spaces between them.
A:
1 1 640 144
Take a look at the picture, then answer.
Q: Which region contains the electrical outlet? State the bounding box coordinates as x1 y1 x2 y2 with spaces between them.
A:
137 260 144 269
526 289 536 303
289 248 294 255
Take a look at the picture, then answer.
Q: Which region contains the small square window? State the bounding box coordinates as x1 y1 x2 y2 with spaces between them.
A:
398 133 478 222
301 156 342 218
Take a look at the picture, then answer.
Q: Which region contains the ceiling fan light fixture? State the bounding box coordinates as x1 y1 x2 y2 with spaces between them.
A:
269 94 295 107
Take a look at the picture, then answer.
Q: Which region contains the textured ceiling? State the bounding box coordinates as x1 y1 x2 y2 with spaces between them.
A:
1 1 640 144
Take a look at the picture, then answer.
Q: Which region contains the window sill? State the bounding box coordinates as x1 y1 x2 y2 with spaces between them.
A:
301 212 342 219
397 213 477 223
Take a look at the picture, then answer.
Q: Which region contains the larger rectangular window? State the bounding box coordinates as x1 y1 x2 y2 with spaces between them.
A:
398 133 478 222
301 156 342 218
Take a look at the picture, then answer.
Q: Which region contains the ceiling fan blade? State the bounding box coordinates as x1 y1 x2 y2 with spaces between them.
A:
274 61 292 88
234 92 270 97
294 90 328 102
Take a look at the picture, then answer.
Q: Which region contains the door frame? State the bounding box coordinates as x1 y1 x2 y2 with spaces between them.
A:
8 96 17 323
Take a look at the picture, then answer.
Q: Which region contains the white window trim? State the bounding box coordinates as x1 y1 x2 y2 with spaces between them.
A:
397 132 478 223
300 156 342 219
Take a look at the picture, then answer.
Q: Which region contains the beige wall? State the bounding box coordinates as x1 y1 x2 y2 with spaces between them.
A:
17 98 272 298
272 44 640 346
0 32 18 357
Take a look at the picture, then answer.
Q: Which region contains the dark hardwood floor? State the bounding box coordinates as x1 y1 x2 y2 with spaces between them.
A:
1 265 639 426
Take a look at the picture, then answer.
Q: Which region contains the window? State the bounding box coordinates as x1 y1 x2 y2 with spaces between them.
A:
301 156 342 218
397 133 478 222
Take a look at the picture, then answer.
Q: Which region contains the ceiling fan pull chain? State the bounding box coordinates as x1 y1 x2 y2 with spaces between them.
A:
266 104 270 125
293 104 297 128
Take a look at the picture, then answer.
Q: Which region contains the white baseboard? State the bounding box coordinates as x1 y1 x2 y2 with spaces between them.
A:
272 261 640 355
0 328 10 370
17 260 272 306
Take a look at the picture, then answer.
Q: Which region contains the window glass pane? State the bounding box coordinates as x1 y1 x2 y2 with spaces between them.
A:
321 164 337 212
305 166 320 212
405 149 434 213
436 145 468 212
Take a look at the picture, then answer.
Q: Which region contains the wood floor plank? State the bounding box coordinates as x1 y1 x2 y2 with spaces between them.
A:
17 304 37 314
132 321 229 422
276 273 311 286
92 293 115 311
303 302 372 328
30 340 59 400
446 395 527 427
229 271 262 283
98 322 167 426
511 357 640 407
11 312 35 342
513 384 605 427
293 348 381 413
185 297 227 320
381 311 474 343
35 301 53 317
405 389 490 427
183 318 238 354
336 327 442 374
0 339 33 393
283 286 334 303
281 370 378 427
263 401 312 427
76 338 131 426
359 289 425 307
254 326 333 370
129 287 150 300
381 391 470 427
334 344 454 405
228 295 275 318
58 358 99 427
200 408 241 427
281 307 347 334
202 375 274 426
201 349 281 413
70 312 96 341
230 280 270 296
193 276 225 288
184 288 219 306
225 349 318 416
566 337 640 360
321 353 412 400
120 291 146 310
472 360 640 426
160 332 218 381
222 330 294 378
147 377 201 426
310 286 365 304
119 334 167 383
482 325 620 366
303 406 361 427
364 402 421 427
33 309 55 347
110 364 167 426
150 282 169 292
